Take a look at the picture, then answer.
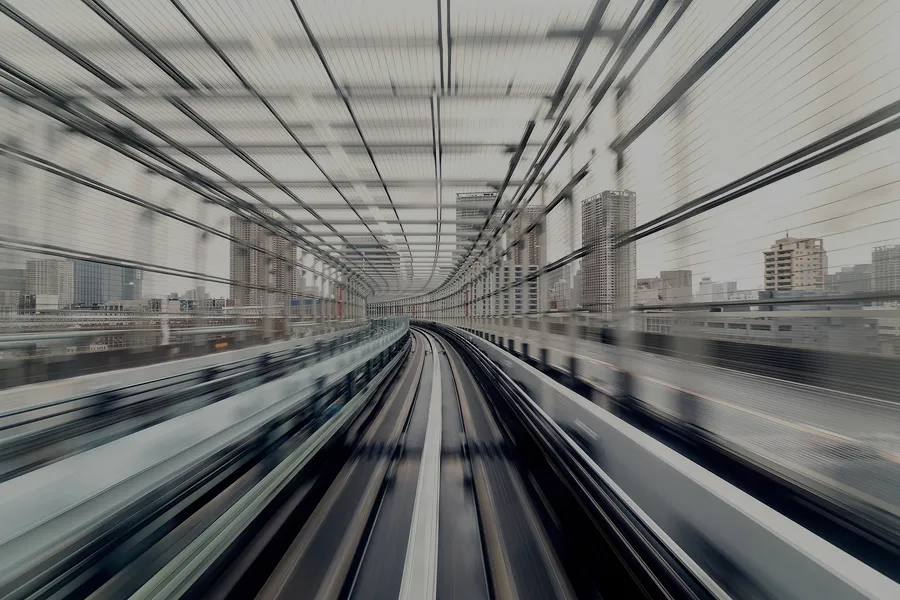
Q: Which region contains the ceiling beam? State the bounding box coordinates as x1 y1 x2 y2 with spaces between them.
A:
279 218 500 226
36 28 623 54
213 179 528 188
265 202 517 210
274 30 619 48
156 142 542 154
55 86 550 101
547 0 611 116
545 26 626 41
308 231 481 237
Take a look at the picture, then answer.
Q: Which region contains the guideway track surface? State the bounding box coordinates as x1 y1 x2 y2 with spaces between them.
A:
255 324 714 600
254 326 576 600
420 322 723 599
431 331 573 600
253 329 429 600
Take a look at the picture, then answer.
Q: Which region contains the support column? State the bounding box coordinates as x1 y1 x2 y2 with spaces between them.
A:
263 229 274 342
283 237 293 339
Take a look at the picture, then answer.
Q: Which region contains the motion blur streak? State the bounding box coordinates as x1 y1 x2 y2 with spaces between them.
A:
1 1 900 599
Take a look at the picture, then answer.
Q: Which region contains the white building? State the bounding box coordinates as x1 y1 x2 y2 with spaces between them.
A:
873 246 900 293
25 259 73 307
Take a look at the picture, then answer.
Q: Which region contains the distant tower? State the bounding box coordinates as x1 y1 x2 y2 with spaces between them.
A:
581 190 637 312
229 216 296 306
873 245 900 292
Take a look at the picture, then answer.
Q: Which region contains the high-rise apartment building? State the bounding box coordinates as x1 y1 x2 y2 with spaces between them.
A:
507 206 542 311
582 190 636 312
72 261 139 305
492 264 539 314
763 236 826 291
456 192 497 237
230 216 296 307
873 246 900 292
25 259 74 306
510 206 542 266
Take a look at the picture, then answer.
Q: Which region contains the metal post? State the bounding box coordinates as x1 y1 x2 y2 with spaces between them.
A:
284 236 293 339
566 193 578 385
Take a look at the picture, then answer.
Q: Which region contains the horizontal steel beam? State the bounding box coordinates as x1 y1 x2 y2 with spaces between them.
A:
323 243 474 248
72 117 538 132
545 26 625 40
157 142 540 154
60 84 551 102
310 231 480 238
326 249 473 253
214 180 528 189
266 202 517 210
280 218 499 226
38 29 619 54
273 30 619 48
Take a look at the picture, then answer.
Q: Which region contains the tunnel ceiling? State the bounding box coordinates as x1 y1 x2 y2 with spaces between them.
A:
0 0 649 299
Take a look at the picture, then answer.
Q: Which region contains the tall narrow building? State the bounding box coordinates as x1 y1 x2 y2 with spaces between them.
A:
230 217 296 307
581 190 637 312
510 206 542 313
455 191 496 236
873 245 900 292
763 236 826 291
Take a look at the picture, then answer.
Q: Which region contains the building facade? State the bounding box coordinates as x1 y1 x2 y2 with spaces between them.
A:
763 236 826 291
873 246 900 293
712 281 738 300
456 192 497 237
72 260 138 305
25 259 74 307
229 216 296 307
826 264 873 294
660 270 693 303
581 190 637 312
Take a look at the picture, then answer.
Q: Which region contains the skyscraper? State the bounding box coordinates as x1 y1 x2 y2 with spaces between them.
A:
509 206 541 313
763 235 826 291
581 190 636 312
72 261 138 305
230 216 296 307
25 259 74 306
873 246 900 292
510 206 542 265
455 191 497 237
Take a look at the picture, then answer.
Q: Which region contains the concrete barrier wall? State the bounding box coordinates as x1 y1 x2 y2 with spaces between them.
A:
451 325 898 600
